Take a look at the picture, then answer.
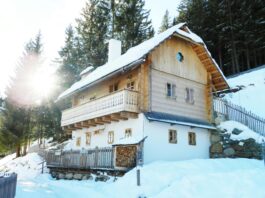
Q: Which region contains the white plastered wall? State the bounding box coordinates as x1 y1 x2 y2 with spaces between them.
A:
142 116 211 164
70 114 145 150
69 114 211 164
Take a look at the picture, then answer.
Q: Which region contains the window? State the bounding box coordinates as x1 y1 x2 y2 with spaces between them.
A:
79 95 85 104
176 52 184 62
90 95 96 101
127 81 135 90
94 130 100 135
79 95 85 100
188 132 196 145
76 137 81 147
108 131 114 144
109 82 119 93
185 88 194 104
86 132 91 145
125 128 132 138
166 83 176 99
169 130 177 144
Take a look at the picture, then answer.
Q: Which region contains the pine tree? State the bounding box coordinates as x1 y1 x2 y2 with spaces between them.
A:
76 0 110 67
7 33 43 106
176 0 265 75
158 10 171 33
114 0 154 52
1 33 43 157
58 25 84 89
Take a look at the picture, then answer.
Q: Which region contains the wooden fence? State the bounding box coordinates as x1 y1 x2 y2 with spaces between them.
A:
0 173 17 198
45 147 114 170
213 98 265 136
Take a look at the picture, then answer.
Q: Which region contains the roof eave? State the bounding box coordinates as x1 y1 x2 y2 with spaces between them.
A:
57 58 146 101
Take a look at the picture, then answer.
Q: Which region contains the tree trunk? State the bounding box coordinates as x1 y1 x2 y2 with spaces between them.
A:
253 50 257 67
16 144 21 158
111 0 115 37
227 0 239 73
23 141 27 156
217 44 223 71
246 45 250 70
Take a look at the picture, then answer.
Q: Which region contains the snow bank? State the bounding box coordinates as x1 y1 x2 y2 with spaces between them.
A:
1 154 265 198
225 65 265 118
218 120 265 143
0 153 44 180
103 158 265 198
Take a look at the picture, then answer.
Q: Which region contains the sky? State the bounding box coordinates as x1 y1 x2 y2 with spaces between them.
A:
0 0 181 97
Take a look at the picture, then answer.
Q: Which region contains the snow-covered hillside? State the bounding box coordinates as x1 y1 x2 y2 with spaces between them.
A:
225 65 265 118
1 153 265 198
218 120 265 143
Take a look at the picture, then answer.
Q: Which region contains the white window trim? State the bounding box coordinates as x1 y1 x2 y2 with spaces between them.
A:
166 82 177 99
169 129 177 144
185 88 195 104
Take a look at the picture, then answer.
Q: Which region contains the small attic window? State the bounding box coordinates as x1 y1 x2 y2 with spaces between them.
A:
176 52 184 62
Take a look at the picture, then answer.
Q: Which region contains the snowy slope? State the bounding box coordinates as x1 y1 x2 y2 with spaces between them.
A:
218 121 265 143
225 65 265 118
1 153 265 198
0 153 44 180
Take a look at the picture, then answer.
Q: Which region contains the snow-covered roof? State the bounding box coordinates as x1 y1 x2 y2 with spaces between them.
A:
58 23 228 100
145 112 216 129
112 136 147 146
80 66 94 76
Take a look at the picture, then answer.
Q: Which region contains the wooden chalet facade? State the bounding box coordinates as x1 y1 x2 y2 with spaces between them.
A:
53 23 229 171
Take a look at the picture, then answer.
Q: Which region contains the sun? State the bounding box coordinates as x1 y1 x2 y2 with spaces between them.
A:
29 66 56 102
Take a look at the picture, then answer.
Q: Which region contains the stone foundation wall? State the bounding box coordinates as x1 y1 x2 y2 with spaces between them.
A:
210 128 263 159
50 169 124 181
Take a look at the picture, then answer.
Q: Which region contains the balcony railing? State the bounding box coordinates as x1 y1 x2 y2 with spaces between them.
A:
61 89 139 126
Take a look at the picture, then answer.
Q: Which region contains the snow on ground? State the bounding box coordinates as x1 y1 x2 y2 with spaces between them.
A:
1 153 265 198
225 65 265 118
218 120 265 143
0 153 44 180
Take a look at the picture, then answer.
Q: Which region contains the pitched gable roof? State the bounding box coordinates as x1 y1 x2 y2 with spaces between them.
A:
58 23 229 100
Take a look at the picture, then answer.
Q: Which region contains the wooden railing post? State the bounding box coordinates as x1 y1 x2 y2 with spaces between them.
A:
94 147 99 168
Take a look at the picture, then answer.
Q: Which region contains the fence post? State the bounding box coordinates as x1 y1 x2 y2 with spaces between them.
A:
41 161 44 174
262 140 265 166
94 147 99 168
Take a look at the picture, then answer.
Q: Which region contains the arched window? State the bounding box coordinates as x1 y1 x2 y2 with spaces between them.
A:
176 52 184 62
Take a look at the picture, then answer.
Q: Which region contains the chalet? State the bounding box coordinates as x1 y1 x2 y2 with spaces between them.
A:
55 23 229 171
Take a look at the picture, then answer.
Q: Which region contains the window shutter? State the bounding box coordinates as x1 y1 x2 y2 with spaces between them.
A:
165 83 168 96
172 84 176 98
185 88 189 102
190 89 194 104
166 83 171 97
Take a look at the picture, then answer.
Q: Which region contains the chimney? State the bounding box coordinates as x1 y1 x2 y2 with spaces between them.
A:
108 39 121 62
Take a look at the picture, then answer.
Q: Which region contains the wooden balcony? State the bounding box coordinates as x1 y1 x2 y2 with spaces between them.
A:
61 89 139 128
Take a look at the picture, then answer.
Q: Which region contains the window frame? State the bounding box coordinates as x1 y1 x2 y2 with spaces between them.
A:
188 132 196 146
108 131 114 144
76 137 81 147
169 129 177 144
176 52 184 62
85 132 91 145
125 128 132 138
166 83 176 99
126 81 135 90
185 88 195 104
109 82 119 93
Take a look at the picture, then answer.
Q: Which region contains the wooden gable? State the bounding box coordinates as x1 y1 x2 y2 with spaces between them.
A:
191 44 229 91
